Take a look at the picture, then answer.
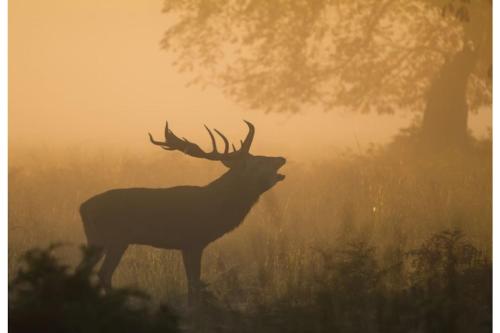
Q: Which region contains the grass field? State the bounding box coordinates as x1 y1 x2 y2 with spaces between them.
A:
8 141 492 332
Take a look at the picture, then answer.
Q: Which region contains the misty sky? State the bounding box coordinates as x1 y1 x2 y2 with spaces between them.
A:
9 0 491 160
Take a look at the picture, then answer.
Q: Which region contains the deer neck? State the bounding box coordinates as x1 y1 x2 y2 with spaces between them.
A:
208 169 262 203
206 169 263 222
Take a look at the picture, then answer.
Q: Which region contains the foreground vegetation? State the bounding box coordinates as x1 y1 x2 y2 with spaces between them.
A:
9 138 491 332
9 245 179 333
9 229 491 332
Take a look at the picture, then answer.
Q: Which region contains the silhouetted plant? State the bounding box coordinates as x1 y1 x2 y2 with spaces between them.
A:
186 282 247 333
406 229 492 333
314 240 381 332
228 230 491 333
9 244 179 333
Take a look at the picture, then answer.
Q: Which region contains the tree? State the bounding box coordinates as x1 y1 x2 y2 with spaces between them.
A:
161 0 491 149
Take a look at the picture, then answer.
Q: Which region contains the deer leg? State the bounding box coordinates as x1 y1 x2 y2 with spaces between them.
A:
76 246 105 272
182 247 203 307
98 243 127 292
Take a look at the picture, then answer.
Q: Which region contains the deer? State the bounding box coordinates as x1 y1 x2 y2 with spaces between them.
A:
79 120 286 305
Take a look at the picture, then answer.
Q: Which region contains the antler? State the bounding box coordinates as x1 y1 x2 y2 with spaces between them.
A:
148 120 255 161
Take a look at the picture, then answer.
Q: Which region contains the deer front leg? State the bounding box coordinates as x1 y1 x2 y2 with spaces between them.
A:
182 247 203 307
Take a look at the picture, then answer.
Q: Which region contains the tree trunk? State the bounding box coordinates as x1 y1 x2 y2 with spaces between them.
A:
421 45 479 149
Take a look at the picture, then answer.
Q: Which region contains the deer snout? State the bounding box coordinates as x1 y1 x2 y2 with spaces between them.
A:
276 157 286 167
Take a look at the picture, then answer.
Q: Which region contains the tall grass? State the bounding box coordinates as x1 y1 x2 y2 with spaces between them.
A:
8 142 491 331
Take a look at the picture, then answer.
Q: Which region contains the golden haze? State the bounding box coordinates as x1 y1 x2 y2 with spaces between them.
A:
9 0 491 160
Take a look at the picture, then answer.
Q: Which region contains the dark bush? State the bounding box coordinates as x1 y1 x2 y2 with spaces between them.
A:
9 244 179 333
231 230 491 333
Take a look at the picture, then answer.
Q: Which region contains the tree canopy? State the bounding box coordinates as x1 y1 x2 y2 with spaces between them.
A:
161 0 491 117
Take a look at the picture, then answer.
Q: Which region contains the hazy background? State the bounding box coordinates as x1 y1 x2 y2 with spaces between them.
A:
8 1 492 331
9 0 490 160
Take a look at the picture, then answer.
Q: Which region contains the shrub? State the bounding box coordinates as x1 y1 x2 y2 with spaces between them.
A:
9 244 179 333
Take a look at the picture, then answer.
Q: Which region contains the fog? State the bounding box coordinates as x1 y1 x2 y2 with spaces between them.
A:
9 0 490 160
8 1 492 332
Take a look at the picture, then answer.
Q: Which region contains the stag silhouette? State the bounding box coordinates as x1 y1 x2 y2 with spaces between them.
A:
79 120 286 305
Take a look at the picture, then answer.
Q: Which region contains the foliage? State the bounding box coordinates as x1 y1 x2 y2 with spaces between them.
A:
405 229 492 332
9 244 179 333
8 231 490 333
161 0 490 114
236 230 491 333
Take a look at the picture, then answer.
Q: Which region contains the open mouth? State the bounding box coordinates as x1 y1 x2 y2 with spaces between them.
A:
272 157 286 182
275 164 286 181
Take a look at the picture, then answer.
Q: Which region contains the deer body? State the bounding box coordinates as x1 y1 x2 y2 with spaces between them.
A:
81 173 262 250
79 121 285 305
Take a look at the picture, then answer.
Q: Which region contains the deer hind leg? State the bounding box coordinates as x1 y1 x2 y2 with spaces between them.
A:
98 243 127 292
76 246 105 273
182 247 203 307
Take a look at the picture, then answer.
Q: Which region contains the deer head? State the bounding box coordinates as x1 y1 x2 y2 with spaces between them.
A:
148 120 286 192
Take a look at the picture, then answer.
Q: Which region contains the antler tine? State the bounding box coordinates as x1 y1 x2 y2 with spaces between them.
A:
150 121 175 147
204 125 218 153
232 143 237 152
148 132 166 146
164 120 170 140
240 120 255 154
213 129 229 154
